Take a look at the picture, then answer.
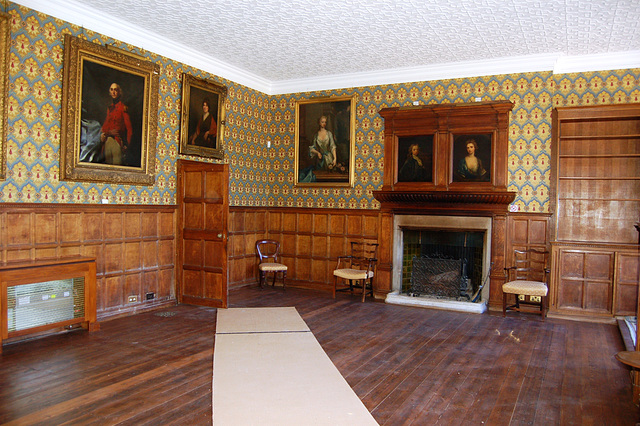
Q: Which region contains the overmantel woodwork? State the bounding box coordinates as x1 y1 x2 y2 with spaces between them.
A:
377 101 513 194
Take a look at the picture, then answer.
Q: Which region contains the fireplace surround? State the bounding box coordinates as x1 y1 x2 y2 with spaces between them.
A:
387 215 492 313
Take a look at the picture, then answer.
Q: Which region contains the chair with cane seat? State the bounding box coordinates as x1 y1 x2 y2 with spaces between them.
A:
503 248 550 320
333 241 378 302
256 239 287 290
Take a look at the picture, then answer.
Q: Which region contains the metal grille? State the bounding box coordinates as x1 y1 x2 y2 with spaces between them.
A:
410 256 467 299
7 277 85 333
402 229 484 299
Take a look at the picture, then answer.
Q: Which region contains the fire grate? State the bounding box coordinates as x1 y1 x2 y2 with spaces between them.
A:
410 255 469 300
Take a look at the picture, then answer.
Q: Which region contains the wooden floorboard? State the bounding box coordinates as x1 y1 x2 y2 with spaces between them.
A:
0 285 638 425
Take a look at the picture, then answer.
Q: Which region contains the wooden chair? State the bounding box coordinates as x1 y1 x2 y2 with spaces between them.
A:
333 241 378 302
503 248 550 320
256 239 287 290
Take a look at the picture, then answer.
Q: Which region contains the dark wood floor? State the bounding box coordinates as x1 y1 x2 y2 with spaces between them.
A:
1 285 638 425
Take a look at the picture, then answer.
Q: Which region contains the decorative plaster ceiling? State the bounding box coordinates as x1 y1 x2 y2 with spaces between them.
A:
14 0 640 94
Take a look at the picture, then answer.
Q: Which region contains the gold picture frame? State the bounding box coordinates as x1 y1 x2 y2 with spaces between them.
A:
60 34 159 185
179 74 227 159
0 12 10 181
295 95 355 187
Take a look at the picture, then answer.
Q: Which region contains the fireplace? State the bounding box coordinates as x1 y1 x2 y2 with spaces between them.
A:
403 229 484 300
387 215 492 313
373 101 516 311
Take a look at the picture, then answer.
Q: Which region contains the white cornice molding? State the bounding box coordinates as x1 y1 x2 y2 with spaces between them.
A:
11 0 640 96
270 53 562 95
553 51 640 75
12 0 273 93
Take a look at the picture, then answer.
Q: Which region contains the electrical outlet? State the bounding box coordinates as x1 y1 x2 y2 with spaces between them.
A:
518 295 526 301
530 296 542 303
145 292 155 300
128 295 138 303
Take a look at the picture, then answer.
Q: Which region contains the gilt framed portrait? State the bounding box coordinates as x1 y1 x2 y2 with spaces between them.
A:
396 135 433 183
179 74 227 159
60 34 159 185
295 95 355 187
452 133 492 183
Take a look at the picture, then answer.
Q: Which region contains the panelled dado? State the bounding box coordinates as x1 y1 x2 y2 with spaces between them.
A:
0 203 176 319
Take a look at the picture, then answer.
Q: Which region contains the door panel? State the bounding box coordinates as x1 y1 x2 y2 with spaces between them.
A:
177 160 228 308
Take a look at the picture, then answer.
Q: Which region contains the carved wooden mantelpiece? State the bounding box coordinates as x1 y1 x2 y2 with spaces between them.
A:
373 190 515 214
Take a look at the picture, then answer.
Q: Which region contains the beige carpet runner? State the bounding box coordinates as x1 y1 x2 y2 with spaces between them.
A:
213 307 378 425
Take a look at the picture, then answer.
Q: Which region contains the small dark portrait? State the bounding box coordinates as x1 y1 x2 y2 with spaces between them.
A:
189 96 218 148
397 135 433 182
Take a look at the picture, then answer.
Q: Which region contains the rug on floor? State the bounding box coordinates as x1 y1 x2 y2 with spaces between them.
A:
212 306 378 425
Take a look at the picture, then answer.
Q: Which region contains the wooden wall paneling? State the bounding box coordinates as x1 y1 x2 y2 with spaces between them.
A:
553 246 616 316
298 213 313 233
314 214 328 234
330 214 345 235
227 207 381 294
615 252 640 316
6 212 30 249
363 215 378 238
551 105 640 319
376 211 394 296
227 207 268 289
283 212 297 232
0 204 176 320
297 234 311 257
488 213 508 310
346 214 363 236
125 274 142 304
60 212 82 243
34 213 56 245
504 213 551 309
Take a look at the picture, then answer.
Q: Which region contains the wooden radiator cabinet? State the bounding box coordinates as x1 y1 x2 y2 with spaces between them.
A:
550 242 640 318
0 256 99 352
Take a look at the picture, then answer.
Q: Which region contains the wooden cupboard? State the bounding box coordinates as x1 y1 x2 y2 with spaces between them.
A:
550 104 640 318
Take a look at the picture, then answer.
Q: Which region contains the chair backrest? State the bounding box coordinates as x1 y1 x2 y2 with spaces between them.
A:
349 241 379 271
508 248 549 283
256 239 281 263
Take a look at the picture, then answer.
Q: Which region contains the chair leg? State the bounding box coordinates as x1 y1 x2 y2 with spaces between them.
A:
503 292 508 317
361 280 366 303
541 294 547 320
281 271 286 291
259 271 265 289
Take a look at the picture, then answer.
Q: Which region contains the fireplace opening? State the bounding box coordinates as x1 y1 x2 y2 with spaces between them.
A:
402 229 484 301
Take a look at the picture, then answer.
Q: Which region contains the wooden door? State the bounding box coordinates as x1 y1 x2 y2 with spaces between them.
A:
177 160 228 307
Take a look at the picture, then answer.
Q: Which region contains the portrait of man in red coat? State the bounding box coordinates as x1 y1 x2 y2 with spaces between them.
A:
79 61 145 168
100 83 133 165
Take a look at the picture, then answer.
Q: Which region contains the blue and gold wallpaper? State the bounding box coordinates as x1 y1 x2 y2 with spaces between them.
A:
2 3 639 213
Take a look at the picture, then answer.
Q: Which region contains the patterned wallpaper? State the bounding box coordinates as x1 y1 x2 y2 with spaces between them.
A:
2 3 640 213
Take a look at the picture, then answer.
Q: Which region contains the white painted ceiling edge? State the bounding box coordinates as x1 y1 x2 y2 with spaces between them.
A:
12 0 640 96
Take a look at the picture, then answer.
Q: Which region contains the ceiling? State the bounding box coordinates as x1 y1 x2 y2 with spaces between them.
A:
16 0 640 94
